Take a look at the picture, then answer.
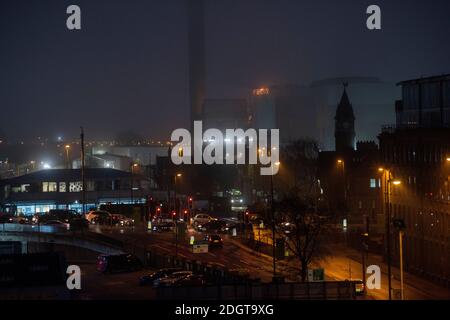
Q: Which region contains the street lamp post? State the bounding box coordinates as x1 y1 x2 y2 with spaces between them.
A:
361 232 369 295
270 161 280 281
174 173 182 259
393 218 406 300
399 229 404 300
65 145 71 169
337 159 348 244
380 167 401 300
174 173 182 216
130 163 138 204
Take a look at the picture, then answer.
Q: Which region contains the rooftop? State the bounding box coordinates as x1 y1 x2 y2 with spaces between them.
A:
0 168 132 184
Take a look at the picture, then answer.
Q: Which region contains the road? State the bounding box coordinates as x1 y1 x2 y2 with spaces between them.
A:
89 224 450 300
3 222 448 300
90 224 277 282
72 263 157 300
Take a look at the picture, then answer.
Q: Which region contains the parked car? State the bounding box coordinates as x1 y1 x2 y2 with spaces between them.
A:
34 209 80 224
111 214 134 227
354 280 365 296
152 222 174 232
139 268 183 286
43 219 68 226
192 214 213 227
205 234 223 248
172 274 207 287
97 254 143 273
69 218 90 231
85 210 112 223
153 271 192 287
197 219 227 233
0 214 14 224
10 215 31 224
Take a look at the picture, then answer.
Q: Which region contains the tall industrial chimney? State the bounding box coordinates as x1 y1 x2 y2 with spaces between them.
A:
187 0 206 124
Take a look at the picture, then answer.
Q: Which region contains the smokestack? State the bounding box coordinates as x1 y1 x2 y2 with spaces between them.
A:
187 0 205 124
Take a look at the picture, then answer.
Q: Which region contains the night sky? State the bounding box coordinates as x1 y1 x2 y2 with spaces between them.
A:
1 0 449 141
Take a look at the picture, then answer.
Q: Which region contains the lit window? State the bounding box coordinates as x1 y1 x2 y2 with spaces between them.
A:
59 182 67 192
370 179 377 188
69 181 83 192
43 182 57 192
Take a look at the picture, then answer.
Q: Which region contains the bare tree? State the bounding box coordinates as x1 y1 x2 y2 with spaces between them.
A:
273 139 329 281
276 190 329 282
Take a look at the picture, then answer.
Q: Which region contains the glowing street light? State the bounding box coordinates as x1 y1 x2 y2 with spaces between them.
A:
64 145 71 169
392 180 402 186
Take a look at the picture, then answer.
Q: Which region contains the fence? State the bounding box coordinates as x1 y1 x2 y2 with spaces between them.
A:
156 281 357 300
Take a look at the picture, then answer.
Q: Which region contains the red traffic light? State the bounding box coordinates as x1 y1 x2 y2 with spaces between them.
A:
184 210 188 214
156 208 161 212
189 197 193 202
245 211 249 216
172 211 176 216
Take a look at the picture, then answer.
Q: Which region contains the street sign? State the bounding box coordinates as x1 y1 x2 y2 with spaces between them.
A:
307 268 325 282
307 270 314 282
192 244 208 254
313 268 325 281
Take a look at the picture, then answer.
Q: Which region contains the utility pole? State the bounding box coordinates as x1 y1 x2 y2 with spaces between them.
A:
385 172 392 300
399 230 404 300
80 127 86 216
270 172 275 279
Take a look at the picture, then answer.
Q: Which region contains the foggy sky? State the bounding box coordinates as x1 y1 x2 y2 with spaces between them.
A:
1 0 449 141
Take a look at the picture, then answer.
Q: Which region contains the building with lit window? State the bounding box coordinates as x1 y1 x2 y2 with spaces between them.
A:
378 74 450 287
0 168 150 215
318 86 384 232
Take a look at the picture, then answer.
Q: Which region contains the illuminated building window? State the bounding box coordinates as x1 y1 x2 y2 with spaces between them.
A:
252 87 270 96
59 182 67 192
43 182 57 192
370 179 377 188
69 181 83 192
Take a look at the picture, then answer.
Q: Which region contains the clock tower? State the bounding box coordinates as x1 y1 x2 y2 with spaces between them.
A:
334 83 355 152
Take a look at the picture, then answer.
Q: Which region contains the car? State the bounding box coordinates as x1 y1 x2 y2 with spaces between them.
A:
153 271 192 287
111 214 134 227
152 222 174 232
192 214 213 227
10 215 30 224
139 268 183 286
97 254 143 273
48 209 80 223
197 219 227 233
354 280 365 296
205 234 223 248
43 220 68 227
85 210 112 223
0 214 14 224
34 210 80 225
69 218 90 231
278 222 295 234
172 274 207 287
